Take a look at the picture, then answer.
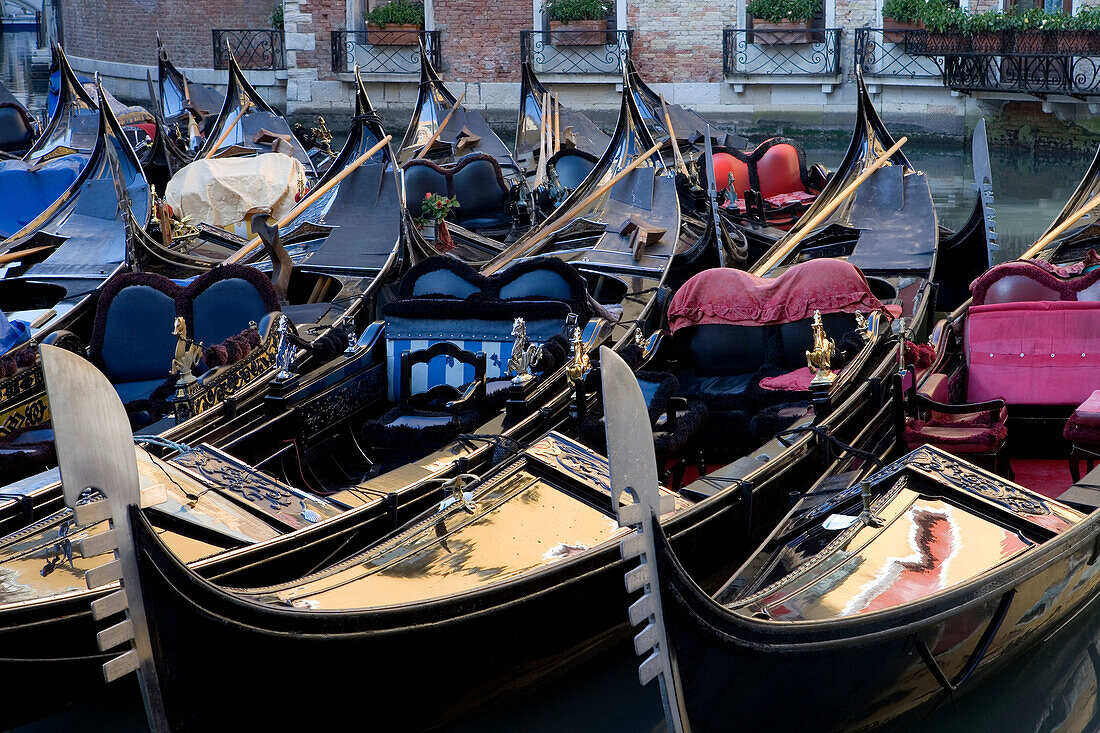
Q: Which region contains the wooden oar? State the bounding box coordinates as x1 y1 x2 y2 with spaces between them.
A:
751 136 908 276
534 93 548 188
203 101 251 159
483 140 663 275
0 244 55 266
225 134 392 264
1020 190 1100 260
414 91 465 160
554 93 561 155
659 94 689 179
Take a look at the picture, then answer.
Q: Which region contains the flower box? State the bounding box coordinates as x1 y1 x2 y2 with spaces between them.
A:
366 23 421 46
1013 30 1055 54
970 31 1003 54
882 17 924 45
751 19 812 45
1057 30 1100 55
549 19 610 46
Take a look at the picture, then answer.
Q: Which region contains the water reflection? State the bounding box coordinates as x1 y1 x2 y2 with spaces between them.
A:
0 29 47 121
900 597 1100 733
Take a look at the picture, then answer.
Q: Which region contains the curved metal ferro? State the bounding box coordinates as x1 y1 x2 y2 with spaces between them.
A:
39 344 169 732
601 346 683 733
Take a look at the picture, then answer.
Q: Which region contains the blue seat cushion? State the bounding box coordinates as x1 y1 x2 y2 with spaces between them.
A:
0 155 88 237
455 213 512 229
549 150 597 190
113 378 171 405
677 372 756 397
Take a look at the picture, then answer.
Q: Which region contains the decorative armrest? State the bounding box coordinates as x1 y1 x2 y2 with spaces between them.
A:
916 393 1005 423
446 379 485 411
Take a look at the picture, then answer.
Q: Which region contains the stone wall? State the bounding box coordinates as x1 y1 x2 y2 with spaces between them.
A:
60 0 272 68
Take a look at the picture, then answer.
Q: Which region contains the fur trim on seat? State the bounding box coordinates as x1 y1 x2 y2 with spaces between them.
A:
361 406 481 450
970 260 1100 305
202 328 262 367
176 264 280 332
0 345 37 379
653 399 708 454
1066 416 1100 445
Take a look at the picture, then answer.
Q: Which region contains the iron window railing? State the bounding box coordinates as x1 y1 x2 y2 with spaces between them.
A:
212 29 286 70
723 27 842 77
854 27 941 79
519 29 633 75
331 29 441 75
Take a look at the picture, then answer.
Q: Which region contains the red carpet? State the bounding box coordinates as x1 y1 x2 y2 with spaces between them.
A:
1010 459 1075 499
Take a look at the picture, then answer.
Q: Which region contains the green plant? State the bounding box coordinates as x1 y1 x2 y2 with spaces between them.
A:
882 0 929 23
364 0 425 28
964 10 1005 33
418 192 460 224
271 1 284 30
543 0 612 22
922 4 967 33
747 0 819 23
1070 8 1100 30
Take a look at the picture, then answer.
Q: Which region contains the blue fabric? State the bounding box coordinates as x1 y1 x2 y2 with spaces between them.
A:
456 213 512 229
404 164 450 212
498 270 574 303
0 309 30 354
636 377 663 409
9 428 53 445
113 378 169 405
0 155 87 236
677 372 755 397
385 315 562 343
192 279 269 348
409 268 481 299
99 285 178 383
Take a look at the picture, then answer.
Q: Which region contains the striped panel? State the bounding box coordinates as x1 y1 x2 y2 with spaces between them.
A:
385 337 522 402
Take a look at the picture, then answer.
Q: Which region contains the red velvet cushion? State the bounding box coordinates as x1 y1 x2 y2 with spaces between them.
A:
1066 415 1100 445
669 258 890 332
965 301 1100 405
904 420 1007 454
1075 389 1100 425
712 152 750 199
759 367 813 392
756 143 806 199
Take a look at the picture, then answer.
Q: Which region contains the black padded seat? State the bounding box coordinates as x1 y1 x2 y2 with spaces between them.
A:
403 161 450 211
451 155 510 230
548 149 598 190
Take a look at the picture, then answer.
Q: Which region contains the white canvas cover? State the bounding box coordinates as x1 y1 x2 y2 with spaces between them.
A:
165 153 306 227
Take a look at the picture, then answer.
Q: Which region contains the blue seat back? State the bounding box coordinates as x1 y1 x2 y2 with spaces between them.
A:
0 155 87 236
451 157 509 223
91 275 180 385
186 266 279 348
403 161 451 216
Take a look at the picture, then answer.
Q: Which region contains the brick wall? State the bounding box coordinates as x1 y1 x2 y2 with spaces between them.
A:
435 0 530 81
60 0 272 68
628 0 728 83
290 0 344 80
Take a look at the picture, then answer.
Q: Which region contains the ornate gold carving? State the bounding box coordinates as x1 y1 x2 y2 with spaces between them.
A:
806 310 837 386
566 327 590 384
173 332 277 422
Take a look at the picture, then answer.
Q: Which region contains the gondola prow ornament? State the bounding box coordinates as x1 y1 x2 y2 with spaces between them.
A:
806 310 837 387
507 317 542 386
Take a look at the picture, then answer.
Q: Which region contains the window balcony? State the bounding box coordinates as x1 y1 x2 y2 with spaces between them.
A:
519 29 632 78
212 29 286 70
331 29 441 78
901 30 1100 99
854 27 942 83
722 27 842 89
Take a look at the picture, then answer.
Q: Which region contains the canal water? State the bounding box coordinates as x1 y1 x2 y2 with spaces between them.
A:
6 27 1100 733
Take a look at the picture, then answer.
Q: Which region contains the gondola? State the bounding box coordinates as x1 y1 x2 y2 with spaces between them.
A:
610 136 1100 733
399 48 530 247
196 54 315 179
0 46 100 244
515 60 610 202
34 68 944 732
0 62 715 727
627 59 832 247
156 33 222 138
0 70 405 488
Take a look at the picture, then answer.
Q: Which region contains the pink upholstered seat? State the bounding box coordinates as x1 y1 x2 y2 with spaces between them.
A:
965 300 1100 406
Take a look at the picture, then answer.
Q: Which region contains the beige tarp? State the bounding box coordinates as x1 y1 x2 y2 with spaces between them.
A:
165 153 306 227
